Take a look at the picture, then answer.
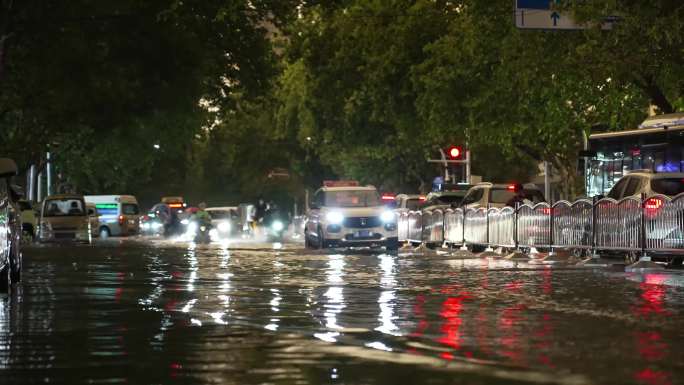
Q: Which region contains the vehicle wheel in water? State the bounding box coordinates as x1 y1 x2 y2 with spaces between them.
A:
625 251 640 265
317 227 327 249
304 231 312 249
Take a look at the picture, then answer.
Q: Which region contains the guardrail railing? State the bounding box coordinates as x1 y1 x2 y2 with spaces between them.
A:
396 192 684 256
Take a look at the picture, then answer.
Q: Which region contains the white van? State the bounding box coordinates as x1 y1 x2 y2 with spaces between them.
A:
84 195 140 238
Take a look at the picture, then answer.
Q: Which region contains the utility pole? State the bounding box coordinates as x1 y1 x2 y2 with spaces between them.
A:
46 151 52 196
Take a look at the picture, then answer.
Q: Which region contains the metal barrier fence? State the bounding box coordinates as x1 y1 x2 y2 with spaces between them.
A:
594 197 641 251
517 203 551 248
488 207 515 248
396 192 684 255
444 209 464 244
464 208 488 245
552 200 592 249
407 211 423 244
422 210 444 245
644 194 684 252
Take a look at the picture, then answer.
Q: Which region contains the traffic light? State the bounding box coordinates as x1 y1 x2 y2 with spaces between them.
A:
446 146 462 159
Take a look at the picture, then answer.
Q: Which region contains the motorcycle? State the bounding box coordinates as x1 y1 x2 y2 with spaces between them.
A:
187 220 212 244
267 219 287 241
263 209 288 242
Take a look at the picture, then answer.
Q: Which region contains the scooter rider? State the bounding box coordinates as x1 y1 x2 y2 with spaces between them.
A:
254 197 268 224
194 202 212 225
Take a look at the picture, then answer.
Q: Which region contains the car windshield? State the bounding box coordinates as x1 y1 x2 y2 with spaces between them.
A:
651 178 684 196
405 199 423 211
208 210 234 219
490 188 545 205
435 193 466 205
44 198 85 217
122 203 139 215
324 190 381 207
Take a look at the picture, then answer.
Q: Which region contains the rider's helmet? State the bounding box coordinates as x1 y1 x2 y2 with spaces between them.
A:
198 202 207 210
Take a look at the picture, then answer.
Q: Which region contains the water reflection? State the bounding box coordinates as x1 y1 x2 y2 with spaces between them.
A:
633 273 672 385
265 257 282 331
376 254 399 336
9 242 684 385
314 254 346 343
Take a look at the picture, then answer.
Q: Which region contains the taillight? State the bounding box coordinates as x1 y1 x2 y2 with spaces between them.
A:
119 215 124 225
542 207 552 215
644 197 664 219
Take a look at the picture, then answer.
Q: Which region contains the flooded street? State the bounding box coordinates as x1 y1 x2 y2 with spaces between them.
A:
2 239 683 385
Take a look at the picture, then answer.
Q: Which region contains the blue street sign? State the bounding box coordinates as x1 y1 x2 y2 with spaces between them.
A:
517 0 551 10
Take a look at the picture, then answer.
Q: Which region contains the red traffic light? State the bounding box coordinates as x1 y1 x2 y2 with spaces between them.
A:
447 146 462 159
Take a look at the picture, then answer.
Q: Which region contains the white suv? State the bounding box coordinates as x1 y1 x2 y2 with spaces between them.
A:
606 170 684 200
305 183 399 250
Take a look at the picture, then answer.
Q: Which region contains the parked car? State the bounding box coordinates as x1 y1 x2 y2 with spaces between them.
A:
460 183 546 210
421 191 468 212
84 195 140 238
393 194 425 213
0 158 22 291
606 170 684 200
85 203 100 239
19 199 38 241
39 194 91 243
604 171 684 264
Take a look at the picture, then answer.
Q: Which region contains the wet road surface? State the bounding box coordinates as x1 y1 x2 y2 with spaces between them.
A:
2 238 684 385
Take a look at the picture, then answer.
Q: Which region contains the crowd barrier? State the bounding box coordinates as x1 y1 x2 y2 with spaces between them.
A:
397 193 684 256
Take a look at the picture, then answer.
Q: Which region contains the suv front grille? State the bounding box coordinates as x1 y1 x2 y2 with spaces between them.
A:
343 216 381 228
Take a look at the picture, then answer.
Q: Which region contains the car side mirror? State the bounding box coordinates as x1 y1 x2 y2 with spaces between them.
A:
594 194 605 200
0 158 18 179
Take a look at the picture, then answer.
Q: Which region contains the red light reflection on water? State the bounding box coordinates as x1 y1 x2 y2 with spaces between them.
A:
498 303 526 365
170 362 182 379
534 314 555 369
637 332 667 361
635 368 671 385
504 281 524 292
635 278 668 316
437 294 470 350
475 304 491 356
633 274 671 385
541 266 552 295
409 295 428 338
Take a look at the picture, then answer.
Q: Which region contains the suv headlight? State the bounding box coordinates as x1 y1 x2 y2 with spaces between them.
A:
380 210 395 223
325 211 344 225
272 220 284 231
217 221 231 232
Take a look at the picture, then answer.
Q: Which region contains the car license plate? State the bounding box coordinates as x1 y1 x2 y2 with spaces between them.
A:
355 230 371 238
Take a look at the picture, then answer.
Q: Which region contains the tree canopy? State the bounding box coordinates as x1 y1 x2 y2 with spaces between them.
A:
2 0 683 204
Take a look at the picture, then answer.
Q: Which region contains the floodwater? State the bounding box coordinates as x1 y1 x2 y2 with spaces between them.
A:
1 238 683 385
